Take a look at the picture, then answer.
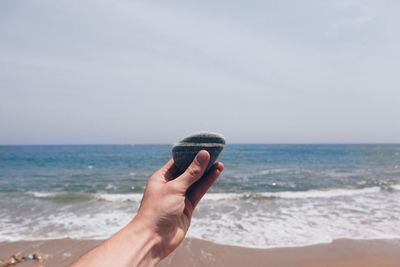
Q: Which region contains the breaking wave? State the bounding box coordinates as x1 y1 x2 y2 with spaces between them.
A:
29 184 400 203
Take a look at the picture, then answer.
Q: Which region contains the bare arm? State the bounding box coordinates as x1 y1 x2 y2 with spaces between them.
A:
71 150 223 267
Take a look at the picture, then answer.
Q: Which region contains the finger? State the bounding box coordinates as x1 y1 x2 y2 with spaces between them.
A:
173 150 210 190
187 162 224 209
159 159 181 181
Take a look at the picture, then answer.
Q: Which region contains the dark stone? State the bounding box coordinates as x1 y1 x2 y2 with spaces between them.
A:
172 132 225 172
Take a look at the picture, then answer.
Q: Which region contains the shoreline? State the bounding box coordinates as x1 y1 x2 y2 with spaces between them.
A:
1 238 399 267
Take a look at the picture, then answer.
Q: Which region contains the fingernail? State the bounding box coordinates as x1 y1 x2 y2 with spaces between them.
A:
196 151 207 165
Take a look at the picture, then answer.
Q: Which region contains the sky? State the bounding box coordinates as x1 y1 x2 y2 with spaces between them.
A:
1 0 399 144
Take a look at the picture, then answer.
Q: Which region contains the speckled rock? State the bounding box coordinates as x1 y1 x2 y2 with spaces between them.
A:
172 132 225 172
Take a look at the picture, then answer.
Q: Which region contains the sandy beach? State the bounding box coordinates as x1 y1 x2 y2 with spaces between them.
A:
1 238 399 267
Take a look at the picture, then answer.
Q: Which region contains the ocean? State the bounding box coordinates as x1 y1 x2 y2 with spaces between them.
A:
1 144 400 248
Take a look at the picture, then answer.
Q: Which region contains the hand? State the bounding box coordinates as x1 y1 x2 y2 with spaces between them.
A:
71 150 223 267
134 150 224 259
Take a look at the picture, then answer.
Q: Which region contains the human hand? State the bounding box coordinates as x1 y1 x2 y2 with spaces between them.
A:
133 150 224 260
71 150 223 267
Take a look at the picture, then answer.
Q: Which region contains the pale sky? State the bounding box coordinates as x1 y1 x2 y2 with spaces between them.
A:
1 0 399 144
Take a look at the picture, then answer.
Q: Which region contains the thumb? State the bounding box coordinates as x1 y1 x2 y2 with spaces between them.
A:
173 150 210 190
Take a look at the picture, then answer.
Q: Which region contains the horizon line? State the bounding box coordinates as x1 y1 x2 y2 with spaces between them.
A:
1 142 400 146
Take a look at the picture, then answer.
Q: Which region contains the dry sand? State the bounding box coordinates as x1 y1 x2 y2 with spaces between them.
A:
0 238 399 267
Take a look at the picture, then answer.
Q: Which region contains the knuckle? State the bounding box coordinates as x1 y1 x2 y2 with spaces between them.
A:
187 165 201 178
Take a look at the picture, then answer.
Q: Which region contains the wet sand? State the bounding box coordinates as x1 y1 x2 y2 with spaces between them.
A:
0 238 399 267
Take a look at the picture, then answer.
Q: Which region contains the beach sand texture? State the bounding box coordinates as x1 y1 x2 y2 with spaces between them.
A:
1 238 399 267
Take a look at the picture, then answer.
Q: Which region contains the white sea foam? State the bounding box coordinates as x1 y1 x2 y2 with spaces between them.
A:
0 209 133 241
94 193 143 202
31 192 56 198
255 168 289 175
259 187 381 199
391 184 400 191
203 193 240 201
30 186 389 203
105 184 116 190
30 191 143 202
204 187 382 201
188 188 400 248
30 192 93 200
2 187 400 248
253 168 372 179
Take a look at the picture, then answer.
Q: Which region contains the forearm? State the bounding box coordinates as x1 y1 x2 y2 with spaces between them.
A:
71 218 162 267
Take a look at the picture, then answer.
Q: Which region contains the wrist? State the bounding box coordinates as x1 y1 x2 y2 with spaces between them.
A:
124 217 163 266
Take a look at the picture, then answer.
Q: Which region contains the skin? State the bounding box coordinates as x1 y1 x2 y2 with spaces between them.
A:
71 150 224 267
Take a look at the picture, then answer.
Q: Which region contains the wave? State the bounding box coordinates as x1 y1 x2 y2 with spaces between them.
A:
94 193 143 202
390 184 400 191
252 168 368 178
28 184 400 203
30 192 143 202
250 187 381 199
31 192 95 202
202 187 382 201
255 168 289 175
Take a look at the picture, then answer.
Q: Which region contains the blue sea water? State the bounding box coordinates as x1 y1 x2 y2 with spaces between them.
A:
1 144 400 247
